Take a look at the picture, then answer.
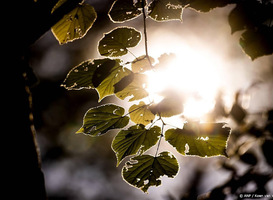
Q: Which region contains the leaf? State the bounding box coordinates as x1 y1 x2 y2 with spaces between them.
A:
180 0 231 12
165 122 231 157
228 1 272 34
77 104 129 136
92 59 118 88
149 89 184 117
52 3 97 44
112 125 161 166
239 26 273 60
131 55 155 73
98 27 141 57
148 0 183 22
108 0 144 23
114 73 149 101
96 65 132 102
122 151 179 193
51 0 68 13
62 58 117 90
129 101 155 125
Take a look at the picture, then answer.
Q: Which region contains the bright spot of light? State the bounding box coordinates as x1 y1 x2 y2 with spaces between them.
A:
145 43 225 120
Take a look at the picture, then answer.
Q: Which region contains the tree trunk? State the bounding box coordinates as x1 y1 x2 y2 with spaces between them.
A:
5 0 82 199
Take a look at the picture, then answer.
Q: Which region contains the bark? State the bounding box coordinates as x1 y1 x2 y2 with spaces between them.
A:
5 0 81 198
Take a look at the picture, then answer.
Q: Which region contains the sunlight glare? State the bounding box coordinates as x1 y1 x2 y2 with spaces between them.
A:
145 44 224 120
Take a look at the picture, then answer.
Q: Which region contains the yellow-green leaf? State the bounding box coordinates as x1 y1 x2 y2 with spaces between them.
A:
131 55 155 73
96 66 131 102
51 3 97 44
129 101 155 125
112 125 161 166
165 122 231 157
114 73 149 101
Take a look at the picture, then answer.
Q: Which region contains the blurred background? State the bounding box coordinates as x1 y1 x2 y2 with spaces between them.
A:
29 0 273 199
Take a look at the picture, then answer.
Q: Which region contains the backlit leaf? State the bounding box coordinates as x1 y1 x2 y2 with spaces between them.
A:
112 125 161 166
148 0 183 22
77 104 129 136
149 89 184 117
239 27 273 60
180 0 231 12
108 0 144 23
98 27 141 57
62 59 96 90
165 122 231 157
131 55 155 73
129 101 155 125
122 151 179 193
96 64 131 102
62 58 118 90
114 73 149 101
52 3 97 44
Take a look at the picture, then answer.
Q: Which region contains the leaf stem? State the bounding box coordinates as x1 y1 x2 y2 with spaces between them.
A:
155 117 165 157
141 0 153 69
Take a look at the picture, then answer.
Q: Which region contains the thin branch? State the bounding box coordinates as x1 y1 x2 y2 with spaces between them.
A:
141 0 153 69
155 117 165 157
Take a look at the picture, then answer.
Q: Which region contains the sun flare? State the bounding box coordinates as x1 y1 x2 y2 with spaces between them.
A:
145 45 224 121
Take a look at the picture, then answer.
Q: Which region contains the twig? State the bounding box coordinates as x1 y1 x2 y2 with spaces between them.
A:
141 0 153 69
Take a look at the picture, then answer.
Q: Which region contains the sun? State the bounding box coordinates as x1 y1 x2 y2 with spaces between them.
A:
145 44 224 121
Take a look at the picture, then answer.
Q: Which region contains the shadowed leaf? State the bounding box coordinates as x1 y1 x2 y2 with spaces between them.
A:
114 73 149 101
239 27 273 60
112 124 161 166
77 104 129 136
92 59 117 87
108 0 144 23
148 0 183 22
122 152 179 193
180 0 231 12
96 65 131 102
98 27 141 57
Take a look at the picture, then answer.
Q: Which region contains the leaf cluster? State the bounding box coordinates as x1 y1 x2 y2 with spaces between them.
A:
59 1 232 192
50 0 272 193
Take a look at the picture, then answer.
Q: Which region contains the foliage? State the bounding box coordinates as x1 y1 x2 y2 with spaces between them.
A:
48 0 273 193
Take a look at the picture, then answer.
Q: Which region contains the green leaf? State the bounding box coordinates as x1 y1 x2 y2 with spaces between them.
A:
129 101 155 125
165 122 231 157
92 59 118 88
62 58 117 90
95 64 132 102
114 73 149 101
122 151 179 193
131 55 155 73
98 27 141 57
108 0 144 23
52 3 97 44
77 104 129 136
112 125 161 166
148 0 183 22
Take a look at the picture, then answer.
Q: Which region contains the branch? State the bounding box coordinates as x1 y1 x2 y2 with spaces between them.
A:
141 0 153 69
